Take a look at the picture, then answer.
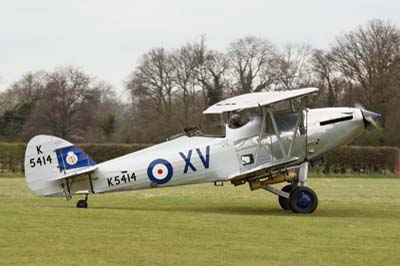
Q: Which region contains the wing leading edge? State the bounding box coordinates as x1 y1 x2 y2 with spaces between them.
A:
203 87 319 114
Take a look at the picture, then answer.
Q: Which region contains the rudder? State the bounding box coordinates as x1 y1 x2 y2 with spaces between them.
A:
24 135 96 197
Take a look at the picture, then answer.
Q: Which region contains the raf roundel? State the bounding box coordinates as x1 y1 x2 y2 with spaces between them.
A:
147 159 174 185
65 151 78 165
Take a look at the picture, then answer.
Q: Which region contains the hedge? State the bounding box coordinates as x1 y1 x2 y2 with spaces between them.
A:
0 142 399 174
314 146 399 174
77 143 151 163
0 143 26 172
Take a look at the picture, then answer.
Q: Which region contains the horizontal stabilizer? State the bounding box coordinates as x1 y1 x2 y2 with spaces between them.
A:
50 165 97 181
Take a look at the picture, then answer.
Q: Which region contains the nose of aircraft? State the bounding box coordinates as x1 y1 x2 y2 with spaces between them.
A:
360 109 380 128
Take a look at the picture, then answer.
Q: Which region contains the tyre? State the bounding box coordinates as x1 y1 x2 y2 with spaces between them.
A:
289 186 318 213
278 184 293 210
76 199 88 208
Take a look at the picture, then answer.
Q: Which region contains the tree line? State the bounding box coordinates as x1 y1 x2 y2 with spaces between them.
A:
1 19 400 145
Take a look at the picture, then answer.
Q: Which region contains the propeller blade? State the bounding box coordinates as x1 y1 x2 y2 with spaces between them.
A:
364 114 378 128
354 103 380 128
360 109 381 129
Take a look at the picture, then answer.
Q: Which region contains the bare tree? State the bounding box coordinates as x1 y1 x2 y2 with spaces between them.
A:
0 72 46 113
126 49 184 142
274 43 313 90
24 66 108 141
0 72 47 140
87 81 120 142
311 49 351 106
189 39 229 133
170 43 199 125
195 47 229 107
127 48 175 122
227 36 277 94
331 19 400 123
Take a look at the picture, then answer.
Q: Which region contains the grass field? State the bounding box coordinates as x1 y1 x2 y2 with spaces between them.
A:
0 175 400 266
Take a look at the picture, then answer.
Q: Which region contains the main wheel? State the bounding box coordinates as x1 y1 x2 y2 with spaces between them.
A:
289 186 318 213
278 184 293 210
76 199 88 208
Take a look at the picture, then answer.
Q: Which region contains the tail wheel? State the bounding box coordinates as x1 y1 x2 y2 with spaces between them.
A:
278 184 293 210
289 186 318 213
76 199 88 208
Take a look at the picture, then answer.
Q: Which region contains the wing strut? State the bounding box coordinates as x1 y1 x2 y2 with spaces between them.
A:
267 107 287 158
239 95 310 181
288 97 307 157
263 96 308 160
254 107 267 165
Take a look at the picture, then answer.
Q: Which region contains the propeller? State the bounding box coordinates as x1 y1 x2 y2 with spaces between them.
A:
354 103 381 129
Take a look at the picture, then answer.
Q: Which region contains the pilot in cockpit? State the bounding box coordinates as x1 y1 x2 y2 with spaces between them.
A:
228 113 244 129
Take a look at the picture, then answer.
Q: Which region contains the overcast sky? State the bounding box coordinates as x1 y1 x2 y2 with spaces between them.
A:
1 0 399 96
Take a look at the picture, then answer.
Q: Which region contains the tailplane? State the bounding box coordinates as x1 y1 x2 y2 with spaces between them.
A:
24 135 96 197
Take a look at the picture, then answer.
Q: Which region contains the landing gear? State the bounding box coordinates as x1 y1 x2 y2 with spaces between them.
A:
260 164 318 213
289 186 318 213
278 184 293 210
274 184 318 213
76 194 88 208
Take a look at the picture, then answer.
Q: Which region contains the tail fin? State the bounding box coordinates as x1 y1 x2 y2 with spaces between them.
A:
24 135 96 197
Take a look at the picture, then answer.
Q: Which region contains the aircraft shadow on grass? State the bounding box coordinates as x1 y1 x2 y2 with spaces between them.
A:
53 203 397 219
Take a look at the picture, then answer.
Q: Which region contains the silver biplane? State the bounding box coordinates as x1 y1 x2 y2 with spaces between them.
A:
24 88 379 213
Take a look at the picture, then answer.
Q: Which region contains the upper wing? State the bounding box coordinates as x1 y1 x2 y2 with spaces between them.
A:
203 87 319 114
229 157 300 181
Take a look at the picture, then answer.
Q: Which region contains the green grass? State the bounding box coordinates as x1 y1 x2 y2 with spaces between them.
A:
0 177 400 266
0 172 24 178
309 172 400 179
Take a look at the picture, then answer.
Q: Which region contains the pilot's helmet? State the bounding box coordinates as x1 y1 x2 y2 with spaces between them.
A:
229 113 243 128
